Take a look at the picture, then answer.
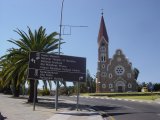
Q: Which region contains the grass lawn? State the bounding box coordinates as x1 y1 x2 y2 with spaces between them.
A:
81 92 160 101
111 95 160 100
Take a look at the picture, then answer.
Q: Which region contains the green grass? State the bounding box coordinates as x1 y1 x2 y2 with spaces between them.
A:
80 92 160 101
111 95 160 100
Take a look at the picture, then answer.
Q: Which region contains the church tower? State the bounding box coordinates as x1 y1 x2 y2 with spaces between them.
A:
96 14 138 93
96 14 109 93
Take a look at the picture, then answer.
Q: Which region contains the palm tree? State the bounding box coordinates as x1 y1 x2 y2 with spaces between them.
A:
2 26 62 102
0 50 18 96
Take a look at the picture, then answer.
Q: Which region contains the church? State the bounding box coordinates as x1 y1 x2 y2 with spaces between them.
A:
96 14 138 93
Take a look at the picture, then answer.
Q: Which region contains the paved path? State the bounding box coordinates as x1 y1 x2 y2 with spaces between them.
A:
1 94 159 120
0 94 103 120
0 94 54 120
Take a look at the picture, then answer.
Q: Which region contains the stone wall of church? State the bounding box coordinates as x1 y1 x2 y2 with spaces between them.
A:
104 49 138 92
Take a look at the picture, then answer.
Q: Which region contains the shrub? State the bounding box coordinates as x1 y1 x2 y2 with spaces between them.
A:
89 92 160 97
38 89 50 96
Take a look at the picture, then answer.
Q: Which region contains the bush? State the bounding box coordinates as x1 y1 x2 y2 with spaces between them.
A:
38 89 50 96
89 92 160 97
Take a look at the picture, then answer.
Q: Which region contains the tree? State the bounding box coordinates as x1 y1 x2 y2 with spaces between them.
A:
134 68 139 80
1 26 62 102
76 69 95 93
153 83 160 91
141 82 147 87
137 82 143 92
147 82 154 92
0 49 24 97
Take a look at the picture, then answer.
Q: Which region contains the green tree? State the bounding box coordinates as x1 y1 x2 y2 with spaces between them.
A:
77 69 95 93
153 83 160 91
134 68 139 80
0 49 23 97
142 82 147 87
1 26 62 102
137 82 143 92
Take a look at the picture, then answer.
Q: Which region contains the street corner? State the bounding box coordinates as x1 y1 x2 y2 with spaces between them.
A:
46 110 103 120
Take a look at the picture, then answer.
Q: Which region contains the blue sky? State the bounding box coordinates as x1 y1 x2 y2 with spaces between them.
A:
1 0 160 85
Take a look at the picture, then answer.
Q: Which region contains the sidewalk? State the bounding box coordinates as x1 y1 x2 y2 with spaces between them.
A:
47 110 102 120
0 94 103 120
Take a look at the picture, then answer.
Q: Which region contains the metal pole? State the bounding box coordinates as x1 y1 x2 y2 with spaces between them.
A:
76 80 80 111
55 0 64 111
33 80 37 111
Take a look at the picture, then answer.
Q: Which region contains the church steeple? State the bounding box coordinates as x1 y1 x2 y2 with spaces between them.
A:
98 14 109 43
96 13 109 93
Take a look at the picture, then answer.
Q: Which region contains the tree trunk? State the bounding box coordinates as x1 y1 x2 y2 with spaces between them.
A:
12 77 20 97
13 85 20 97
28 79 38 103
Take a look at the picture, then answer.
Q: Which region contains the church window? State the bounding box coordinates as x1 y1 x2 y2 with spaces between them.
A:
109 84 113 88
101 41 105 46
101 54 106 62
102 84 106 88
102 64 105 69
100 46 106 52
127 73 131 78
104 56 106 61
101 56 103 61
128 83 132 88
101 72 106 77
115 65 125 75
109 73 112 78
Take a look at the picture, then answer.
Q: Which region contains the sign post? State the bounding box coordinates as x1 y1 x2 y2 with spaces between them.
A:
28 51 86 111
33 80 37 111
76 76 84 111
28 52 86 82
76 79 80 111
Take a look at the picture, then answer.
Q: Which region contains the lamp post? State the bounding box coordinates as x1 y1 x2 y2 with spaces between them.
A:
55 0 64 111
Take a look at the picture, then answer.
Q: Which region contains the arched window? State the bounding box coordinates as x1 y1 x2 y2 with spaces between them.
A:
101 72 106 77
128 83 132 88
101 53 106 62
127 73 131 78
102 84 106 88
102 64 105 69
109 73 112 78
100 46 106 52
109 84 113 88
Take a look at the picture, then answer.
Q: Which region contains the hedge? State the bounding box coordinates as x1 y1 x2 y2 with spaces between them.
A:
89 92 160 97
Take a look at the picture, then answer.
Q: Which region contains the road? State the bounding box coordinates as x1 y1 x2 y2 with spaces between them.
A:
60 96 160 120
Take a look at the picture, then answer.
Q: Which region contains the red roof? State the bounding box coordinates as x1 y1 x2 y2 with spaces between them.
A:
98 15 109 43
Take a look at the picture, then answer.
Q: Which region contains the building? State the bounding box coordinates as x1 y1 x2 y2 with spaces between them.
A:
96 14 138 93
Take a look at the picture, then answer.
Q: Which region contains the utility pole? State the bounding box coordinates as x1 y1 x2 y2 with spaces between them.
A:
55 0 64 111
55 0 88 111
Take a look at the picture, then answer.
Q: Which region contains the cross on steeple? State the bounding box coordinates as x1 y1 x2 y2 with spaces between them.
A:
98 9 108 43
101 8 104 16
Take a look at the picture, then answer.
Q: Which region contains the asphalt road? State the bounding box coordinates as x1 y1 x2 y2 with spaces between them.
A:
60 96 160 120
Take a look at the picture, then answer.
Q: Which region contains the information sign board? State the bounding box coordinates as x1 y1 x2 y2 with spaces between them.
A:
28 52 86 82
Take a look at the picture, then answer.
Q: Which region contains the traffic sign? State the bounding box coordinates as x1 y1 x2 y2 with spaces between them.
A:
28 51 86 82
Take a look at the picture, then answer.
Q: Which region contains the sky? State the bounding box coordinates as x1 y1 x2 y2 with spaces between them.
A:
0 0 160 87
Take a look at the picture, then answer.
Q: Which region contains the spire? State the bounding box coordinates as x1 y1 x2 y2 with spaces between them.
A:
98 13 109 43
